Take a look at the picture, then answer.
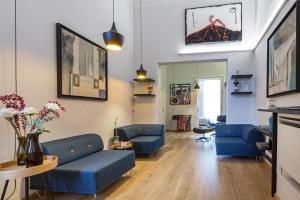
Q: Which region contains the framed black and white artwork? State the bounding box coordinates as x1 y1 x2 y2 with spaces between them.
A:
56 23 108 100
267 3 300 97
185 3 242 44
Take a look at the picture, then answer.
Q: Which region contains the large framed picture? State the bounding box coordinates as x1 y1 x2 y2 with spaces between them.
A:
185 3 242 44
170 84 191 105
267 3 300 97
57 23 108 100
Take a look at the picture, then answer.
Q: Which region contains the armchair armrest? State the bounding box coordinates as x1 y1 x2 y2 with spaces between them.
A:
241 128 265 144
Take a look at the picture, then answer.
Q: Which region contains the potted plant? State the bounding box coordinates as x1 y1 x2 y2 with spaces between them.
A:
0 94 65 166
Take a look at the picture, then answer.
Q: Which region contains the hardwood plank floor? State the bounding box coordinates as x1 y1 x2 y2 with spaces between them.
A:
33 132 275 200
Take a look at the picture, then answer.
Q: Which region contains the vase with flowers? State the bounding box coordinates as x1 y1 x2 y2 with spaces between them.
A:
0 94 65 167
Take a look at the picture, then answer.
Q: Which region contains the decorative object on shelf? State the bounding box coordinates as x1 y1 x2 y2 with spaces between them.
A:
170 84 191 105
267 99 277 108
230 73 254 95
103 0 124 51
57 23 108 100
135 0 148 80
267 3 300 97
233 79 240 92
0 94 65 167
185 3 242 44
147 83 153 94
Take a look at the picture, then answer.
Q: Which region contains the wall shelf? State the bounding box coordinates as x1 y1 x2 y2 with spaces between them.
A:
231 74 253 79
133 78 155 97
134 94 156 97
133 78 155 83
231 92 253 95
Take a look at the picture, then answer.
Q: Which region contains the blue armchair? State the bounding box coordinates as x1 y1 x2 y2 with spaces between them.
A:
116 124 165 155
215 124 264 157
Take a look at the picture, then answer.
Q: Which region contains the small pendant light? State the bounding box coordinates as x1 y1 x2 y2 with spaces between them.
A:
103 0 124 51
194 79 200 90
136 64 147 79
194 67 199 90
136 0 147 79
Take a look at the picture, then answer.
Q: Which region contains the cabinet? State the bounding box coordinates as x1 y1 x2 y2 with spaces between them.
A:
277 114 300 200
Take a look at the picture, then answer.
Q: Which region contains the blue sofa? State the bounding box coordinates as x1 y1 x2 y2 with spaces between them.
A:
215 124 264 157
116 124 165 155
30 134 135 196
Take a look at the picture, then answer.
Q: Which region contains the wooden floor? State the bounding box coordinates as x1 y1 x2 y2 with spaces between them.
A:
34 132 275 200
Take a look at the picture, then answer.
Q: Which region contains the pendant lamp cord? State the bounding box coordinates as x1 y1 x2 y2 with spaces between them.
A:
132 0 135 123
6 0 18 199
113 0 115 22
140 0 143 65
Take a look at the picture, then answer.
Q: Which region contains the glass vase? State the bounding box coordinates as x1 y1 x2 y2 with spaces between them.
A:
25 133 43 167
17 136 27 166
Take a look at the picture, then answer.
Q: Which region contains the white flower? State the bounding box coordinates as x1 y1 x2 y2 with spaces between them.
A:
21 107 38 115
0 108 19 118
46 102 60 111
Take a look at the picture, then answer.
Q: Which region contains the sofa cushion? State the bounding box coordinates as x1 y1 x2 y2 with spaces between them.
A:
31 150 135 194
42 134 104 165
129 136 161 154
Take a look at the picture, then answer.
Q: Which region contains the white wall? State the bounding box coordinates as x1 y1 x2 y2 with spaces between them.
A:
0 0 134 198
161 61 227 130
255 0 298 125
133 0 257 125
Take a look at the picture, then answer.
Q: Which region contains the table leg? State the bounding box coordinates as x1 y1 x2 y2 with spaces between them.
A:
1 180 9 200
25 177 29 200
43 173 54 200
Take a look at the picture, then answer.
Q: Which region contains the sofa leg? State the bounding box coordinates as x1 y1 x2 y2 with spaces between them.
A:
128 169 133 176
93 194 97 200
256 156 261 162
218 156 223 161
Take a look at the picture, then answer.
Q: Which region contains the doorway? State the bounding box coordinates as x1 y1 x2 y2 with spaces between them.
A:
159 60 227 131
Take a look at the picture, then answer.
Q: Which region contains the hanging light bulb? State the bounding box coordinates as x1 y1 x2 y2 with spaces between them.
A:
136 0 147 79
194 81 200 90
194 68 199 90
103 0 124 51
136 64 147 79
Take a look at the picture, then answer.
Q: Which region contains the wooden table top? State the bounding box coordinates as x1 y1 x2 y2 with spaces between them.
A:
0 155 58 180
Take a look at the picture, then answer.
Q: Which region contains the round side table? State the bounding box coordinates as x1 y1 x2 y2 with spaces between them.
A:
0 155 58 200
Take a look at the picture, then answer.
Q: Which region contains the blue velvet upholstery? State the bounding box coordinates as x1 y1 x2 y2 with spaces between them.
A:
116 124 165 155
215 124 264 157
30 134 135 195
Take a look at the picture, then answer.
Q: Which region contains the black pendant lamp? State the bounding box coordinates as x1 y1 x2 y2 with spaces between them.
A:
103 0 124 51
136 0 147 79
194 67 199 90
194 81 200 90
